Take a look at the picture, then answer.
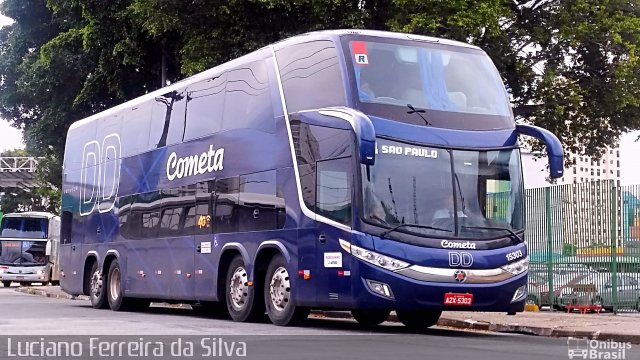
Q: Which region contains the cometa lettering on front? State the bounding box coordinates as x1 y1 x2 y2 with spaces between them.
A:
441 240 477 250
166 145 224 181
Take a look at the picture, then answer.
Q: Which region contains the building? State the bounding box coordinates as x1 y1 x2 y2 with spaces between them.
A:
521 147 621 189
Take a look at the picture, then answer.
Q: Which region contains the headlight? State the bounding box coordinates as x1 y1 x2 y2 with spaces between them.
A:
501 257 529 276
349 244 410 271
37 269 45 275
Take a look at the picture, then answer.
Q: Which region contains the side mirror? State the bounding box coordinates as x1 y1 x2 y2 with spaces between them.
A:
317 108 376 165
516 124 564 179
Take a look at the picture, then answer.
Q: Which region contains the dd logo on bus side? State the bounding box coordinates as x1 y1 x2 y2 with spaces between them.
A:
80 133 122 216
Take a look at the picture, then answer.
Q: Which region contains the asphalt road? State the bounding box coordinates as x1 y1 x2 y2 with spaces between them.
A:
0 286 637 360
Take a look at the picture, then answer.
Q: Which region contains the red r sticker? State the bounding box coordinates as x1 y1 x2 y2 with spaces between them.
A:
352 41 369 65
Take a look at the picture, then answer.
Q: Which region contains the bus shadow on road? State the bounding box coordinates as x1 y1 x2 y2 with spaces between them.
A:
69 301 505 339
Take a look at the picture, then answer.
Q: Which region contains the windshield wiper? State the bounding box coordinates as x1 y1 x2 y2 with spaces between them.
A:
461 225 523 243
380 223 451 238
406 104 431 126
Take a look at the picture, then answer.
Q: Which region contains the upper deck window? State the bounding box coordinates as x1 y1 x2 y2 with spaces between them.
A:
276 40 346 113
342 37 513 130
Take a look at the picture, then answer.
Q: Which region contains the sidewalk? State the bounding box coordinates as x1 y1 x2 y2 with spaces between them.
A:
16 286 640 343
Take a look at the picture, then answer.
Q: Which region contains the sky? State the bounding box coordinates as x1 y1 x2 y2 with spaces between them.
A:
0 13 23 153
0 12 638 183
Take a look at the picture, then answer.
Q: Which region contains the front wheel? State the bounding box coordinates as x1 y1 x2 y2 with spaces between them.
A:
2 281 10 288
396 310 442 331
264 254 309 326
351 310 390 327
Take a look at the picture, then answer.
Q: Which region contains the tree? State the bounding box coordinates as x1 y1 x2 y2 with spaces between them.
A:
0 0 638 190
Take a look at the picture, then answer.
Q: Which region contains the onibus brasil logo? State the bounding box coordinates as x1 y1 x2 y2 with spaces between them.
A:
567 338 632 359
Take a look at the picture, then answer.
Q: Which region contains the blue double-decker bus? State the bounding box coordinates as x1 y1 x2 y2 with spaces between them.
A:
60 30 563 329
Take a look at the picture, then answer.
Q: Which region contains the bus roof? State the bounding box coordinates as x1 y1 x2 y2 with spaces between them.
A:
67 29 479 133
3 211 58 220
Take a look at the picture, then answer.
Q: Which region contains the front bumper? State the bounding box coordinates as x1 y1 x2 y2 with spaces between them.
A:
0 271 46 283
351 260 527 312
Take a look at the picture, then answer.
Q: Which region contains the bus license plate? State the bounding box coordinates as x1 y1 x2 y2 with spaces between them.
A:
444 293 473 306
16 276 24 280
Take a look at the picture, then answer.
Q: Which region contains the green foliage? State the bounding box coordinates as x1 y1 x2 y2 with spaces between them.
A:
0 0 638 191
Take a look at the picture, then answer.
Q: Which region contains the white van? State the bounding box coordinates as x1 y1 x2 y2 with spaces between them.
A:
0 212 60 287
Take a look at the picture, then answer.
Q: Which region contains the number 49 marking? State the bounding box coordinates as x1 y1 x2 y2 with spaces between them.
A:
80 133 122 216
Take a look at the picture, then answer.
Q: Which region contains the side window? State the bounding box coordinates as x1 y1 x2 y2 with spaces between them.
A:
277 40 346 113
122 103 152 157
183 206 197 234
158 207 183 238
184 73 227 141
293 122 354 213
126 191 164 239
214 177 239 234
61 211 73 244
194 181 214 235
141 211 161 238
149 89 187 148
316 157 353 225
222 61 275 133
117 196 132 239
238 170 279 232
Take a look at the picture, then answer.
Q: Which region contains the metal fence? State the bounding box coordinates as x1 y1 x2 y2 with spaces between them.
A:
524 180 640 313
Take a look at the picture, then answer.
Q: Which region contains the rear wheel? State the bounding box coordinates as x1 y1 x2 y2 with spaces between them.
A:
396 310 442 331
2 281 10 288
351 310 390 327
264 254 309 326
21 282 32 287
88 261 108 309
107 259 149 311
225 255 263 322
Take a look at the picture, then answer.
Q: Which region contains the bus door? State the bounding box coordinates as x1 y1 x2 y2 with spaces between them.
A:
313 155 355 306
193 180 217 301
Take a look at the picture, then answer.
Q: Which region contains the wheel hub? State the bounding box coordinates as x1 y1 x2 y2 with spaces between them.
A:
109 267 120 302
90 270 102 298
269 266 290 312
229 267 248 310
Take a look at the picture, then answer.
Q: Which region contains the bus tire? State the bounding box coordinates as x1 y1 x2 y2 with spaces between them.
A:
264 254 309 326
351 309 390 327
106 259 145 311
88 261 109 309
2 281 10 288
396 310 442 331
225 255 263 322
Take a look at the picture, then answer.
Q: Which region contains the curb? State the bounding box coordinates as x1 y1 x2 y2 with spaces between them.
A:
17 288 640 344
311 311 640 344
15 286 89 301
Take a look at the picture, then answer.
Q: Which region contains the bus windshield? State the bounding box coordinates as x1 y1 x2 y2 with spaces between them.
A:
0 240 47 266
362 138 523 241
343 37 513 129
0 217 49 239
